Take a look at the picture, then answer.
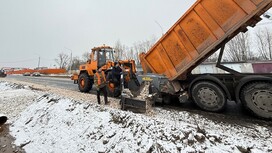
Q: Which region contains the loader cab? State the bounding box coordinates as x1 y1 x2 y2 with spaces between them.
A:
90 46 115 69
97 48 115 68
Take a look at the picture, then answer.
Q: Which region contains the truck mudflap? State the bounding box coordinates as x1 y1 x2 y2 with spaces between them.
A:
120 82 154 112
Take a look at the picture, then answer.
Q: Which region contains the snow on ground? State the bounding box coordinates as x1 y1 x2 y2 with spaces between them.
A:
0 82 12 91
0 82 40 121
0 81 272 153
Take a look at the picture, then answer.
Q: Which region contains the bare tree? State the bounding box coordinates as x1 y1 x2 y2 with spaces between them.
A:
225 32 252 62
114 36 157 64
82 51 90 62
132 36 157 65
255 28 272 60
125 47 135 60
55 52 69 69
114 40 127 60
205 51 219 63
70 56 82 70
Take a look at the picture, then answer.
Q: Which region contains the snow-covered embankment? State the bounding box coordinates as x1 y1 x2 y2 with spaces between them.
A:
0 81 271 153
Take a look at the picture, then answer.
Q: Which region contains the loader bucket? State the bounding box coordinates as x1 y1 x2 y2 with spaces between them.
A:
120 82 153 113
120 94 147 112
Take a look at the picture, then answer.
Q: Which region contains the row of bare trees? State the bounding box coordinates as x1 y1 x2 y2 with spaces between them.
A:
54 27 272 69
207 27 272 62
54 52 89 70
114 36 157 65
256 28 272 60
54 36 157 70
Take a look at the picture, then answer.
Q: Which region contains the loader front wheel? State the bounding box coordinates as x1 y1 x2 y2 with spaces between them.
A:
78 73 92 92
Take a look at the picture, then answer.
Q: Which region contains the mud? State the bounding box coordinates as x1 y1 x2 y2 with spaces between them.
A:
159 101 272 132
0 124 25 153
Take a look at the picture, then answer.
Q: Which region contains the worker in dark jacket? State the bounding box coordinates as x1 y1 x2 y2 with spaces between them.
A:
111 62 124 85
94 68 108 105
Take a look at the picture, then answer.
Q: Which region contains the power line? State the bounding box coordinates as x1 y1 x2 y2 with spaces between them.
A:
155 20 164 36
0 56 55 64
40 57 55 61
0 58 36 63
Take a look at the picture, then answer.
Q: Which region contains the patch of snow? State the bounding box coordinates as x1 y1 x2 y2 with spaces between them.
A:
0 82 12 91
0 81 40 121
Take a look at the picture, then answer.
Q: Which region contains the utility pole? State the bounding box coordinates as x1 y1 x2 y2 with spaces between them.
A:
155 20 164 36
70 51 72 72
38 56 40 69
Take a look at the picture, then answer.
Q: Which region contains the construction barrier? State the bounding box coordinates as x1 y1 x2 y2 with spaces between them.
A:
6 68 66 75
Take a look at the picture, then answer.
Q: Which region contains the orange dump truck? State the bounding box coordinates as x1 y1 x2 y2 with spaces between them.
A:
123 0 272 119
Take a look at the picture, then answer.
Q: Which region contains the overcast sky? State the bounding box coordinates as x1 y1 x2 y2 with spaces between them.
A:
0 0 196 68
0 1 271 69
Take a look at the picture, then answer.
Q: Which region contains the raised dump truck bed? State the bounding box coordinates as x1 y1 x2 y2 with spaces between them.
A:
140 0 272 81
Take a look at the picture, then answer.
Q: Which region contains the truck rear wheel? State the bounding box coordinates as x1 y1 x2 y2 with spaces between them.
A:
241 82 272 119
191 81 226 112
163 95 172 104
78 73 92 92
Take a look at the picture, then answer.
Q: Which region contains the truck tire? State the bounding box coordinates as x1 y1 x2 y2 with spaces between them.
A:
240 82 272 119
78 73 92 92
191 81 226 112
163 94 172 104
